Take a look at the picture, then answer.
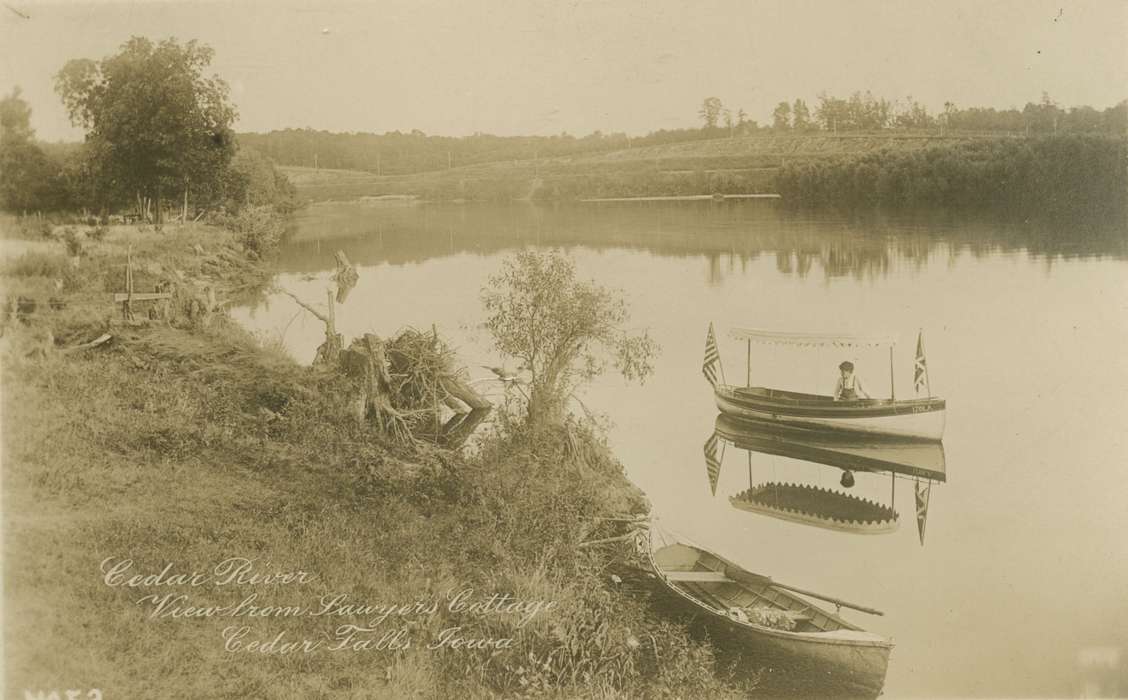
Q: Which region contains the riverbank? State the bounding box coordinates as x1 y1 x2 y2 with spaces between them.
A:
0 220 751 698
281 133 1127 222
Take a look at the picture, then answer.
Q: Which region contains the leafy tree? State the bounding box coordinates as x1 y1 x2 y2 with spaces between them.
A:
481 249 658 423
0 88 63 211
772 101 792 130
792 99 811 131
0 87 34 143
698 97 723 129
225 146 297 214
55 37 238 225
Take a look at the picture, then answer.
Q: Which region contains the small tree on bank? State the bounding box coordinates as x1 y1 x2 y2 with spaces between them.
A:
481 250 658 424
55 37 237 225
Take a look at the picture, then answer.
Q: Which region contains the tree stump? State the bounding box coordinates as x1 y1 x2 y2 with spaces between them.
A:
340 333 408 439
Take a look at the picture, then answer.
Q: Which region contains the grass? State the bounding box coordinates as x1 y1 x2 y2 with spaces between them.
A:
280 132 1015 203
1 221 755 698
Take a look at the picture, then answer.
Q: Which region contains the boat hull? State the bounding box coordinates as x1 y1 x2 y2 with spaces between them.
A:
663 601 892 698
715 385 946 442
645 532 897 694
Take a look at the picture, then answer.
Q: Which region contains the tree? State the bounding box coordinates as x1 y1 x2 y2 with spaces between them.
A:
792 99 811 131
698 97 723 129
55 37 237 225
481 250 658 423
0 87 34 143
772 101 792 130
0 88 62 211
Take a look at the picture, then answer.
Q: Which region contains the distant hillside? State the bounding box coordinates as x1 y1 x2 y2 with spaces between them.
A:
281 133 1010 202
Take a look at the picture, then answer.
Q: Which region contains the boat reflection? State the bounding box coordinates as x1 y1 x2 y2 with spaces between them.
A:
706 415 946 544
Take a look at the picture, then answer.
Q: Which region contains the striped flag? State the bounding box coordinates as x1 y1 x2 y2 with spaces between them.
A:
915 479 931 545
704 431 722 496
914 330 929 396
703 322 722 387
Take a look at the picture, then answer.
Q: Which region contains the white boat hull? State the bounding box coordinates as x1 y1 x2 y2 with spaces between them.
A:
715 387 946 442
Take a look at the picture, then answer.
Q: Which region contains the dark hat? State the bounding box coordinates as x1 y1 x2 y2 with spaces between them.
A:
839 361 854 372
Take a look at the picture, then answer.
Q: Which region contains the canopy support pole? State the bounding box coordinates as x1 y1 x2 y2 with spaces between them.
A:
746 339 751 387
889 345 896 400
891 471 896 506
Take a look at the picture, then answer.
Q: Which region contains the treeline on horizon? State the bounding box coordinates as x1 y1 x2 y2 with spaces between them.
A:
237 92 1127 176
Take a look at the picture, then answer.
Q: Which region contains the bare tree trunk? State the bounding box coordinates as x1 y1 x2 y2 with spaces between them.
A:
183 184 189 223
155 182 163 229
283 289 342 366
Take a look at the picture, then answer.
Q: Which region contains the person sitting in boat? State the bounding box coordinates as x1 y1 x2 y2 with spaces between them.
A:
834 361 870 401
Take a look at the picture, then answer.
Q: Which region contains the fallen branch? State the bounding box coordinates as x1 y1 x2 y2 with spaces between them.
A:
282 290 330 324
578 531 641 549
61 333 112 354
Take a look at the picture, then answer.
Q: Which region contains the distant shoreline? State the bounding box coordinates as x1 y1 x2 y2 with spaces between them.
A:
579 194 781 202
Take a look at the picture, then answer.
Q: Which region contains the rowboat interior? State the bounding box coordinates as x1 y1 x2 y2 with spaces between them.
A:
651 539 885 643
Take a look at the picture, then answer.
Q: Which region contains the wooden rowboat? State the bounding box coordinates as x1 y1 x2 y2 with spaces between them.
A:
644 527 893 697
705 326 946 442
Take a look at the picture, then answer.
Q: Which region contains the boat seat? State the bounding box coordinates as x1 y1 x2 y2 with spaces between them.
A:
664 571 734 583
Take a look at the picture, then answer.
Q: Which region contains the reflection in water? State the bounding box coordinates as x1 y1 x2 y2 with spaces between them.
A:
276 200 1128 281
693 416 952 694
707 416 946 544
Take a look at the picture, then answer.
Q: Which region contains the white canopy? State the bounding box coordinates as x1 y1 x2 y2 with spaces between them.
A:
728 328 898 348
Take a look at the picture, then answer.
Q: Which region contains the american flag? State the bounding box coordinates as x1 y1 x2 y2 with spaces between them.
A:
915 479 931 545
704 431 722 496
914 330 929 395
703 322 721 387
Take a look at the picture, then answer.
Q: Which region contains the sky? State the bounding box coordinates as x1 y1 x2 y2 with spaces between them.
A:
1 0 1126 142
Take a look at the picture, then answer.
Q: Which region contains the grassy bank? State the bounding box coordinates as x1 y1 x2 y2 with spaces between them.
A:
282 133 995 203
0 220 751 698
282 133 1127 221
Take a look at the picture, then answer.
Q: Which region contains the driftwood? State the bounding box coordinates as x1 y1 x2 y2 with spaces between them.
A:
60 333 112 354
441 375 492 411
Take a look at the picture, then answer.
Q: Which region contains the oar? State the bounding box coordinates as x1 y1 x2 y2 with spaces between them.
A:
727 568 884 617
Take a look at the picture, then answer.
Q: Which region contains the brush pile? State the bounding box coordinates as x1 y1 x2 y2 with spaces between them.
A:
341 327 489 446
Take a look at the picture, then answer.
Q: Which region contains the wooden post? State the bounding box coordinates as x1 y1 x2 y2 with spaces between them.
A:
891 471 896 506
183 185 189 222
889 345 895 400
124 245 134 320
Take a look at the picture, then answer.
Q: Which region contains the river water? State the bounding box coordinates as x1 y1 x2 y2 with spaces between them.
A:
232 200 1128 698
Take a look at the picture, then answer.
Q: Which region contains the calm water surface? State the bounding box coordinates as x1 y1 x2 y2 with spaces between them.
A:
233 200 1128 697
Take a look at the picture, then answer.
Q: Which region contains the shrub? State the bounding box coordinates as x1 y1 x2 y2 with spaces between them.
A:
62 227 83 257
224 204 284 258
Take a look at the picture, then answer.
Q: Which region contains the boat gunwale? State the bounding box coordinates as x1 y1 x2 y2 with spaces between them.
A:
645 532 893 650
719 385 946 416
